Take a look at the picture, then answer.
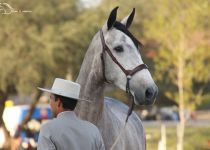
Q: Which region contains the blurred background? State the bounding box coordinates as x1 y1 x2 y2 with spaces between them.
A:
0 0 210 150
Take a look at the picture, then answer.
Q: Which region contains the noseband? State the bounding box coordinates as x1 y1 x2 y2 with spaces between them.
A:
100 29 148 122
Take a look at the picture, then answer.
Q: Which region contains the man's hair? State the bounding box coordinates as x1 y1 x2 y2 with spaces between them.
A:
54 95 78 110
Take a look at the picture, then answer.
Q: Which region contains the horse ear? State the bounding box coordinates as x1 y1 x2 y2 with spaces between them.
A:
121 8 135 29
107 6 119 30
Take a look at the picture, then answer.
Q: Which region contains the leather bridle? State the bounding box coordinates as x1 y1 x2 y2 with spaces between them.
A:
100 29 148 122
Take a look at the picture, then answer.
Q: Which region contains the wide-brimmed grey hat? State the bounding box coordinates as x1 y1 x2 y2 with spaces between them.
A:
38 78 90 102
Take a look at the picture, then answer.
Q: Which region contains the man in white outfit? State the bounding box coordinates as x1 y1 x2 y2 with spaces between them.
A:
37 78 105 150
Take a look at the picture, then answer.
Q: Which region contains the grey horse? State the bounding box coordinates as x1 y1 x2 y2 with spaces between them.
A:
75 7 158 150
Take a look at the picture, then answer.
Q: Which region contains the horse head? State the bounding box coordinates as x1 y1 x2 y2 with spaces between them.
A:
100 7 158 105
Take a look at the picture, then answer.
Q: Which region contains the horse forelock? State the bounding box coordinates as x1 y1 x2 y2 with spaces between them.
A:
113 21 143 49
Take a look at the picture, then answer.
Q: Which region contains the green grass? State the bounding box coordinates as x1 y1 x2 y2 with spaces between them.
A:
145 125 210 150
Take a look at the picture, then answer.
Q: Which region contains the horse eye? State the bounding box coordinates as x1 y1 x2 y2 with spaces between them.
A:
114 46 123 52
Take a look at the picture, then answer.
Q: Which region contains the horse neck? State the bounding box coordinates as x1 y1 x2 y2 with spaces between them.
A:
75 32 105 124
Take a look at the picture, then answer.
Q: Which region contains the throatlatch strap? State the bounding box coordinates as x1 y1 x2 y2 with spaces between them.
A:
101 53 109 83
125 76 135 122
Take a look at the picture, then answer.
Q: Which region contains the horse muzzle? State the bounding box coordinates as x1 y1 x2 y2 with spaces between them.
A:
134 84 158 105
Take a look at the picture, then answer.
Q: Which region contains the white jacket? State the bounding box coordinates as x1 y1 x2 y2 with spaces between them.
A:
37 111 105 150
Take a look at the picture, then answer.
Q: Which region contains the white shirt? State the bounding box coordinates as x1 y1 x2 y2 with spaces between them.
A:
37 111 105 150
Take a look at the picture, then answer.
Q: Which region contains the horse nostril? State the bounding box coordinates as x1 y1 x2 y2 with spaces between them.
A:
145 87 154 99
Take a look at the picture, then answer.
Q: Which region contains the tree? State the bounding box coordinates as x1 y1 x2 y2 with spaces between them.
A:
0 0 79 148
139 0 210 150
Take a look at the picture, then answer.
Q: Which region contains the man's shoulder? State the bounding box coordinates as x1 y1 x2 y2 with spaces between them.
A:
79 119 100 132
79 119 94 126
78 119 104 146
40 118 57 131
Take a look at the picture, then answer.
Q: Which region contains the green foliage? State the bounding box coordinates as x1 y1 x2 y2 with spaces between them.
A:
0 0 78 96
139 0 210 110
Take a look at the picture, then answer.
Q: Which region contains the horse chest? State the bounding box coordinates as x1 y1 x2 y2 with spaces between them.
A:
95 99 146 150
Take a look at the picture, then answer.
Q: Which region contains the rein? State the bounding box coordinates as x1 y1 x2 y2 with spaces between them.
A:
100 29 148 149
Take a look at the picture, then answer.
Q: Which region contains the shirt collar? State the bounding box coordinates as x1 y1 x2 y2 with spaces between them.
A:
57 111 77 119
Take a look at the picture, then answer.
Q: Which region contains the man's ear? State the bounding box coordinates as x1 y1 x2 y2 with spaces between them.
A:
57 99 62 108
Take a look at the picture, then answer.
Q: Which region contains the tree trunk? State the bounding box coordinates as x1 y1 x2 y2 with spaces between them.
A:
158 124 166 150
177 118 185 150
177 56 185 150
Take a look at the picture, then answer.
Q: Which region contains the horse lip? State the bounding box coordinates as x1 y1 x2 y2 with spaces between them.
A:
145 98 156 105
134 92 156 106
133 93 144 105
